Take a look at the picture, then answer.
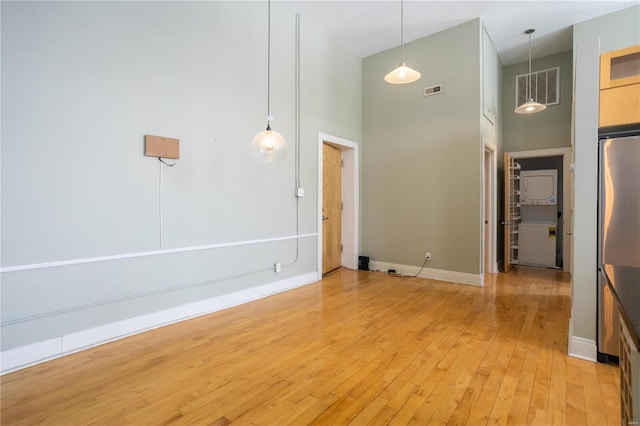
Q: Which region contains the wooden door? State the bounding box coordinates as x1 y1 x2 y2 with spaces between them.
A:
484 148 491 273
322 143 342 274
503 153 512 272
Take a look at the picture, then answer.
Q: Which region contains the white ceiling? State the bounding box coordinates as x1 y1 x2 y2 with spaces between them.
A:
284 0 638 65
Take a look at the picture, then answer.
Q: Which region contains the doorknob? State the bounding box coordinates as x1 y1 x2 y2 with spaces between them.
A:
322 216 329 221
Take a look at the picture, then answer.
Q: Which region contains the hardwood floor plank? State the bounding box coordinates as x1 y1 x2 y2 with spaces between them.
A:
547 343 568 425
348 396 389 425
266 395 315 425
0 267 619 425
526 317 555 425
566 382 588 425
440 327 498 425
595 362 621 425
580 361 610 426
370 403 398 425
390 393 425 425
286 393 338 425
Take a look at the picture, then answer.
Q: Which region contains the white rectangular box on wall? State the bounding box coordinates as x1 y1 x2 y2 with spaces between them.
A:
520 169 558 205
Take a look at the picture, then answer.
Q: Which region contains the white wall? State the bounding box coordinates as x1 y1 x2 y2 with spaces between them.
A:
571 5 640 356
0 1 361 354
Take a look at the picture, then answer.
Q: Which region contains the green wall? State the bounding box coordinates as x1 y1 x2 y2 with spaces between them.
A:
502 50 573 153
0 1 362 351
572 5 639 347
362 19 483 276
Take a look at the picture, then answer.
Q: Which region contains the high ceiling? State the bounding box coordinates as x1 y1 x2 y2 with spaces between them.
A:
284 1 638 65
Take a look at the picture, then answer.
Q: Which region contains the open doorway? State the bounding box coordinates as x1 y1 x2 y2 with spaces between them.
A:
503 147 571 273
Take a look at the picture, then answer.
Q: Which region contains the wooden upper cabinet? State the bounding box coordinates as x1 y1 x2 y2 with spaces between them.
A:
599 45 640 127
482 27 498 124
600 45 640 89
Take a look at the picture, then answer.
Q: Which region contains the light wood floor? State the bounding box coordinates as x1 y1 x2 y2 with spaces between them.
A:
1 267 619 425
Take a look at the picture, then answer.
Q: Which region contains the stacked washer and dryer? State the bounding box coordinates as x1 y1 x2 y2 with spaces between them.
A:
518 169 558 268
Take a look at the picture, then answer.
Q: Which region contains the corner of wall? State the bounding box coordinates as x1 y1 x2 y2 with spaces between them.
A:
568 318 597 362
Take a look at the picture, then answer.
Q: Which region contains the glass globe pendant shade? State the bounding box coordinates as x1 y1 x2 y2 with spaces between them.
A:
384 63 421 84
514 98 547 114
252 125 287 162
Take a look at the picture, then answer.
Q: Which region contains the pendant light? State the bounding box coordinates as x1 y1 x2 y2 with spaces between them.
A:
252 0 287 162
514 28 546 114
384 0 421 84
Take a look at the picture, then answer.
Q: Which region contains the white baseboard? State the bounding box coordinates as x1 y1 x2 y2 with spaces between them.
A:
369 261 483 286
568 319 597 362
1 272 318 375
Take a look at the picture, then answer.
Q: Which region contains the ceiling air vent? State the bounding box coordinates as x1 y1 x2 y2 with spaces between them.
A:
424 84 443 97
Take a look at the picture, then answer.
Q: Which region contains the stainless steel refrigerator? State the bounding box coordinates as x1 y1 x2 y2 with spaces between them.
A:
597 124 640 361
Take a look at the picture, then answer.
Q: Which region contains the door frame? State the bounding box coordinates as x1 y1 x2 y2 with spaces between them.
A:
507 147 572 273
317 132 359 280
482 139 497 274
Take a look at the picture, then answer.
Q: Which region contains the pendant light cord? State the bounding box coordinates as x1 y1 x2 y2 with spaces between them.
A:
400 0 404 63
267 0 271 127
295 13 301 189
527 31 532 100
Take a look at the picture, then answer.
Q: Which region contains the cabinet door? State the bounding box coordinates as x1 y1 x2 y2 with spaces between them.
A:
599 84 640 127
482 28 498 124
619 316 639 424
600 45 640 89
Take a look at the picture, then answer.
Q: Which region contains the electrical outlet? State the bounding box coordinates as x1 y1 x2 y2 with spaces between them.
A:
274 262 281 272
425 252 432 260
